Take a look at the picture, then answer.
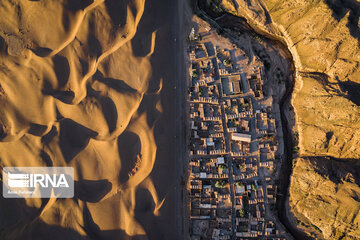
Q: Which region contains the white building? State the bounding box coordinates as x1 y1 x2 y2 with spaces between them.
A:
232 133 251 143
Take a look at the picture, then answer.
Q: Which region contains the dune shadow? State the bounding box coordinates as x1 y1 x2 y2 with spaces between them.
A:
136 94 161 128
28 123 49 136
87 34 102 58
93 71 138 94
83 202 147 240
131 29 154 57
87 84 119 134
31 47 53 57
0 201 142 240
42 58 76 104
0 185 40 227
75 179 112 203
104 0 130 28
59 118 98 163
40 150 53 167
53 55 70 89
0 181 145 240
1 221 89 240
86 19 103 58
62 10 71 33
117 131 141 184
64 0 94 11
134 188 165 240
99 96 118 134
130 0 157 57
41 126 58 145
46 90 75 104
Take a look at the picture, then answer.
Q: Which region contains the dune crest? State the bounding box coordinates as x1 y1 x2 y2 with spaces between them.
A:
0 0 181 239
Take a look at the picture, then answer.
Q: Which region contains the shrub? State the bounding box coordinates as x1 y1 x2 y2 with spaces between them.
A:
191 70 198 78
238 209 245 217
218 164 227 170
215 180 227 188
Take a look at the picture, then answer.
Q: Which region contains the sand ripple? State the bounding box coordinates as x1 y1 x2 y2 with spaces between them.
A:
0 0 169 239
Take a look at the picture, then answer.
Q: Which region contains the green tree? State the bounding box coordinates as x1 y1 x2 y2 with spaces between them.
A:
235 182 244 187
191 70 198 78
215 180 227 188
238 164 245 170
238 209 245 217
218 164 227 170
223 59 232 66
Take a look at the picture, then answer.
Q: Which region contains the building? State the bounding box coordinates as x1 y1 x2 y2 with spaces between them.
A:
221 75 242 96
206 138 215 147
232 133 251 143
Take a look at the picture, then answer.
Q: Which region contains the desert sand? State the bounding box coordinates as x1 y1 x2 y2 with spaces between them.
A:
0 0 186 239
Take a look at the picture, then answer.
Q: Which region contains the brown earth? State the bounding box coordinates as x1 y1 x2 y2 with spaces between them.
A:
290 157 360 239
212 0 360 239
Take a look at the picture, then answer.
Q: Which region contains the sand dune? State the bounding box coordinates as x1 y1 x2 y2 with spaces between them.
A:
0 0 183 239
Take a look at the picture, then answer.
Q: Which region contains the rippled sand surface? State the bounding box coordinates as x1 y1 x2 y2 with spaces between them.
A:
0 0 183 239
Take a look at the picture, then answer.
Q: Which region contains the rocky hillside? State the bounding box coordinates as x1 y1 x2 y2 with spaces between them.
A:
212 0 360 238
290 157 360 239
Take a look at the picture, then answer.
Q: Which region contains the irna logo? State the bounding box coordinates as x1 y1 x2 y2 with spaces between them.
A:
2 167 74 198
7 173 69 188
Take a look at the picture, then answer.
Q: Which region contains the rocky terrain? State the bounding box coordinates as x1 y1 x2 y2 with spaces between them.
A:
290 157 360 239
212 0 360 238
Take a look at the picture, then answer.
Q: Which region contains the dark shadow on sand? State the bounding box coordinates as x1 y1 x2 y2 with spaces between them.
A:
117 131 141 184
93 71 138 94
104 0 130 28
75 179 112 203
83 202 148 240
59 118 97 163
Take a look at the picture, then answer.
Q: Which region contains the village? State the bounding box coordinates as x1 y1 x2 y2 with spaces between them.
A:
187 26 288 240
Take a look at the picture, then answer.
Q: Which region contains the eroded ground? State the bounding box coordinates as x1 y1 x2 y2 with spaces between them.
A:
209 0 360 239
